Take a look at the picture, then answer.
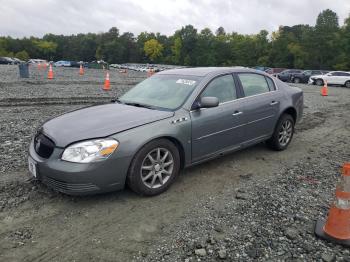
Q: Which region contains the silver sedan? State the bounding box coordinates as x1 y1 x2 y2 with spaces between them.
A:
28 67 303 196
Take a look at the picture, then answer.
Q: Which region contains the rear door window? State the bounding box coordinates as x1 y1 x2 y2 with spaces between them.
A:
238 73 270 97
332 72 341 76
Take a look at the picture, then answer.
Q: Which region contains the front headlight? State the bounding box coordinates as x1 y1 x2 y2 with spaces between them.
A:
61 138 119 163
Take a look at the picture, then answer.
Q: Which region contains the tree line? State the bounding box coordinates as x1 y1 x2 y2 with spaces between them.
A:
1 9 349 70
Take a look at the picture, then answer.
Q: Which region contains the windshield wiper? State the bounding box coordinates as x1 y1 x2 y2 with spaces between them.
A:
123 102 156 110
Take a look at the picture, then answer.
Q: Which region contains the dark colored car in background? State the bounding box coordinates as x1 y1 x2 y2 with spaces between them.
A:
265 68 286 76
28 67 303 196
70 61 81 68
277 69 303 82
290 70 329 84
0 57 14 64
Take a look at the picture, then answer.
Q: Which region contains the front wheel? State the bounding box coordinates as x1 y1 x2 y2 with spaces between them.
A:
345 81 350 88
127 139 180 196
293 77 301 84
267 114 295 151
316 79 324 86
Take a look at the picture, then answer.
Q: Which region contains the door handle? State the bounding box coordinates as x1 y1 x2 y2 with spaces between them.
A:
232 111 243 116
270 101 279 106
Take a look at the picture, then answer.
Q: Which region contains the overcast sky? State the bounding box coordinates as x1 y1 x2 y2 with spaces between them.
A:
0 0 349 38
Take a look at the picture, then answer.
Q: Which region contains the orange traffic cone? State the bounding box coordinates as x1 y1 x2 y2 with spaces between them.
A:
47 64 54 79
315 163 350 247
103 71 110 91
79 64 84 75
321 80 328 96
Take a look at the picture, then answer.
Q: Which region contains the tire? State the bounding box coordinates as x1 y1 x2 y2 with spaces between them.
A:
345 81 350 88
293 77 301 84
126 139 180 196
267 114 295 151
316 79 324 86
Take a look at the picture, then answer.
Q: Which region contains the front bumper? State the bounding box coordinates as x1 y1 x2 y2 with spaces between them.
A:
28 139 132 195
308 78 315 85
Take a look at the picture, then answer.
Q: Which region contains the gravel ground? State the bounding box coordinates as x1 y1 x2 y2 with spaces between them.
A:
0 65 141 175
0 66 350 261
136 137 350 262
0 65 143 101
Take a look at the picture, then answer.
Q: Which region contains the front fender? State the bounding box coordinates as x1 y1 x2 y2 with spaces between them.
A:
110 111 192 171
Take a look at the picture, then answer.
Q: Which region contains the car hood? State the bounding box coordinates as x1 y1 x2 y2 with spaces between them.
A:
42 103 174 147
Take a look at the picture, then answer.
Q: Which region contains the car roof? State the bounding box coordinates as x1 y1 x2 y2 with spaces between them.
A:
157 67 254 77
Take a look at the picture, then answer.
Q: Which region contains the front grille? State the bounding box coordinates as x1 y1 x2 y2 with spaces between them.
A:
43 176 99 193
34 133 55 158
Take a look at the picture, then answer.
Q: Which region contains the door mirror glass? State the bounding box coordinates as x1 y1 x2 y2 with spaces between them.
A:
200 97 219 108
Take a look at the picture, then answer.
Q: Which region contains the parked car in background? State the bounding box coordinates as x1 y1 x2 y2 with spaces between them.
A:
253 66 271 72
12 58 24 64
109 64 120 68
54 61 71 67
69 61 81 68
265 68 286 76
308 71 350 88
0 57 13 64
28 67 303 196
88 60 108 69
29 59 48 65
277 69 303 82
290 70 329 84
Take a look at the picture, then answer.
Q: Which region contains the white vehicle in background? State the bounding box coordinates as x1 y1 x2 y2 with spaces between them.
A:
28 59 48 66
54 61 71 67
309 71 350 88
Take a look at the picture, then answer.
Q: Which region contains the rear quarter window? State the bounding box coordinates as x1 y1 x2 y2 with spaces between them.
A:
265 76 276 91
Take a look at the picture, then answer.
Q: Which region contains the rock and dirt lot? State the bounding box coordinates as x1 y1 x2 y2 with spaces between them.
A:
0 65 350 261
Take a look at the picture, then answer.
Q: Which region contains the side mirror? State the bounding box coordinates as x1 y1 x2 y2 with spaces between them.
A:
199 96 219 108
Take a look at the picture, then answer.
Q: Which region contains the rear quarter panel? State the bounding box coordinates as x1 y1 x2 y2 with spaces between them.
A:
275 79 304 123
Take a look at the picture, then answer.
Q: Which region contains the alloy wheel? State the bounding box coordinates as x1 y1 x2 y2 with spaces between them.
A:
140 147 174 189
278 120 293 147
316 79 323 86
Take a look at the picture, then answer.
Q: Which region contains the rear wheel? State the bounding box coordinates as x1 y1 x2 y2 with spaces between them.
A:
345 81 350 88
316 79 324 86
267 114 295 151
293 77 301 84
127 139 180 196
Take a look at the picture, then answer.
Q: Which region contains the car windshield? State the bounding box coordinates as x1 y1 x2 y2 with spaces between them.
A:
119 74 202 110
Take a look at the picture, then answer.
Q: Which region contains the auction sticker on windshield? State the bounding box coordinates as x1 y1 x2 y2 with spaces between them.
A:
176 79 196 86
28 157 37 178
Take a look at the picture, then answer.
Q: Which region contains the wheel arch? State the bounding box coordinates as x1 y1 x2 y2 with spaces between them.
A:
162 136 186 169
130 136 186 170
281 107 297 123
